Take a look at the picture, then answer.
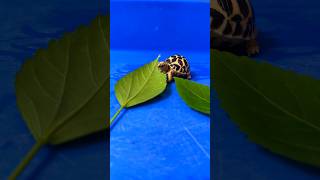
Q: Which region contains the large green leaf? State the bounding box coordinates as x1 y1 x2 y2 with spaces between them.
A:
15 16 109 145
175 77 210 115
115 57 167 108
212 50 320 167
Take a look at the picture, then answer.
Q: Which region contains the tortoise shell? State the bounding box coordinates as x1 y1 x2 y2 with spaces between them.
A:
211 0 259 55
158 55 191 82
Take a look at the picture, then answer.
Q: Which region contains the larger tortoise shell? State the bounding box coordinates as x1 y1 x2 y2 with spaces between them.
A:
211 0 257 41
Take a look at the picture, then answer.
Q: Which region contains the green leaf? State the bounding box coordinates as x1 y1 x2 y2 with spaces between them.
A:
15 16 109 145
12 15 109 179
175 77 210 115
115 57 167 108
212 50 320 167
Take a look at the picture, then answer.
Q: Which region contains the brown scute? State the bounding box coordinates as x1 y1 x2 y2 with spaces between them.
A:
233 23 242 36
223 21 232 35
211 9 225 30
182 66 187 73
173 64 181 71
217 0 233 16
231 14 242 23
183 59 188 67
237 0 250 18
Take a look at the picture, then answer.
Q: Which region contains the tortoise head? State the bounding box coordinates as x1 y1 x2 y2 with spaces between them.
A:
158 62 170 73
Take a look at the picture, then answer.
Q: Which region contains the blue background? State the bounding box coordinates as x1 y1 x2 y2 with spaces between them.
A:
214 1 320 180
110 1 210 179
0 0 108 179
2 0 319 179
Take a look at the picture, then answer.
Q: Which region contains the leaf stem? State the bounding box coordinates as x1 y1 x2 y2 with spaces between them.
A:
8 142 43 180
110 106 124 126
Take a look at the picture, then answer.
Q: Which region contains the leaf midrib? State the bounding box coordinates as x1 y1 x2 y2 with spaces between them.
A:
219 57 320 132
46 17 108 139
48 77 108 139
124 61 160 106
179 80 210 104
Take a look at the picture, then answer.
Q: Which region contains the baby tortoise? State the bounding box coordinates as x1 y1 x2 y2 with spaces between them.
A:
158 54 191 82
211 0 259 55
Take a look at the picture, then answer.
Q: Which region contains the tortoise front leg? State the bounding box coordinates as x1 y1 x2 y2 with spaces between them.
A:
167 71 174 82
246 39 260 56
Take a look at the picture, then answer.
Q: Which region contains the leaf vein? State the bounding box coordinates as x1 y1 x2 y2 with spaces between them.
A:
220 58 320 132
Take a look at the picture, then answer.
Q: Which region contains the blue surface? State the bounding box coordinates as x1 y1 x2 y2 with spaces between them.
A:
110 1 210 179
214 1 320 180
0 0 108 179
